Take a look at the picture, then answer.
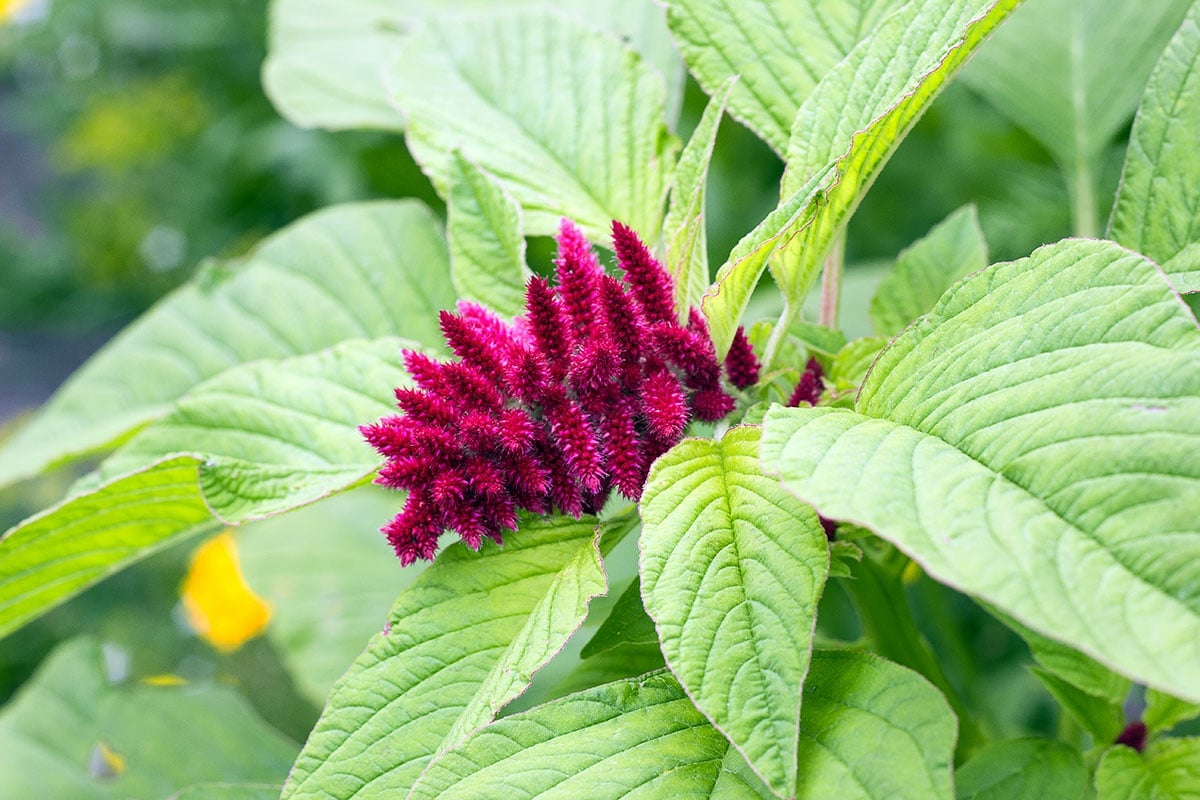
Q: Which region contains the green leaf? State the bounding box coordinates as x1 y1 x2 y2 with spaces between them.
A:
664 0 901 155
410 650 956 800
760 238 1200 702
0 201 452 490
870 205 989 336
237 486 422 705
1145 689 1200 734
0 457 217 640
447 153 531 318
1030 666 1124 744
776 0 1018 304
639 426 829 797
955 738 1087 800
1096 738 1200 800
171 786 283 800
281 516 613 799
664 76 735 317
264 0 684 131
963 0 1192 232
411 670 773 799
829 336 888 390
579 577 660 658
0 338 411 639
95 337 409 520
993 606 1132 704
0 638 296 799
387 9 677 240
1108 4 1200 292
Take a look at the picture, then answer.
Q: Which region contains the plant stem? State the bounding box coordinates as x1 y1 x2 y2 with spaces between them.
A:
818 231 845 328
844 551 986 759
1070 154 1099 238
761 296 797 373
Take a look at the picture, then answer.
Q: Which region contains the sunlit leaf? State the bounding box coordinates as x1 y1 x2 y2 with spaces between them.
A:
282 516 616 799
386 9 677 240
639 426 828 797
1108 3 1200 292
447 153 531 318
665 0 901 154
761 238 1200 702
409 651 955 800
0 201 452 490
0 337 410 639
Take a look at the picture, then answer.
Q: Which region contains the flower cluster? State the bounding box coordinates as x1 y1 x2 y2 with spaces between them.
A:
362 219 761 565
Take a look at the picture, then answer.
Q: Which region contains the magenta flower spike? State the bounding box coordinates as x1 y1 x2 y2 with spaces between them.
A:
362 218 749 565
788 357 824 408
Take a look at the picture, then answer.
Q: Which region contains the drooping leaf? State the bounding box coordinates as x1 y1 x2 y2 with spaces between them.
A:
447 153 531 318
1096 738 1200 800
664 76 735 317
1108 3 1200 292
0 201 452 490
639 426 828 797
281 516 615 799
410 650 955 800
761 238 1200 702
777 0 1018 304
263 0 684 131
664 0 901 155
0 338 411 639
386 9 677 240
0 638 296 800
702 0 1018 356
955 738 1087 800
963 0 1191 232
579 577 660 659
237 486 420 705
870 205 989 336
1145 689 1200 734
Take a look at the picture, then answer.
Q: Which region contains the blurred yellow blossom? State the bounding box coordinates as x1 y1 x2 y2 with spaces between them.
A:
181 531 271 652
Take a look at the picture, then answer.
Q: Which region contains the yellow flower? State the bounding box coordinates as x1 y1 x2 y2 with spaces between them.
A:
181 531 271 652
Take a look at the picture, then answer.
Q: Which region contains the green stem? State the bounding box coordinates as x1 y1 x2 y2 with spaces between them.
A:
818 231 845 328
1070 155 1099 238
761 296 798 373
844 552 986 760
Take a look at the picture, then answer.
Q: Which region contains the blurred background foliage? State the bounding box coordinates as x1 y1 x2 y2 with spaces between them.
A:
1 0 1185 795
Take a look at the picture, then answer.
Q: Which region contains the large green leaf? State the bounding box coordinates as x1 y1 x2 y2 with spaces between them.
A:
639 427 829 798
409 650 955 799
663 76 735 317
0 338 410 639
701 0 1018 356
665 0 900 155
0 201 452 490
955 738 1087 800
962 0 1192 235
777 0 1018 302
447 154 531 318
263 0 683 131
761 238 1200 701
237 486 420 705
282 515 615 799
870 205 989 336
1108 3 1200 292
1146 689 1200 734
386 9 677 241
0 638 296 799
1096 739 1200 800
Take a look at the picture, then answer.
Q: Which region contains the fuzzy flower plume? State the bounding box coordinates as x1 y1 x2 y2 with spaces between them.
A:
362 219 759 565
